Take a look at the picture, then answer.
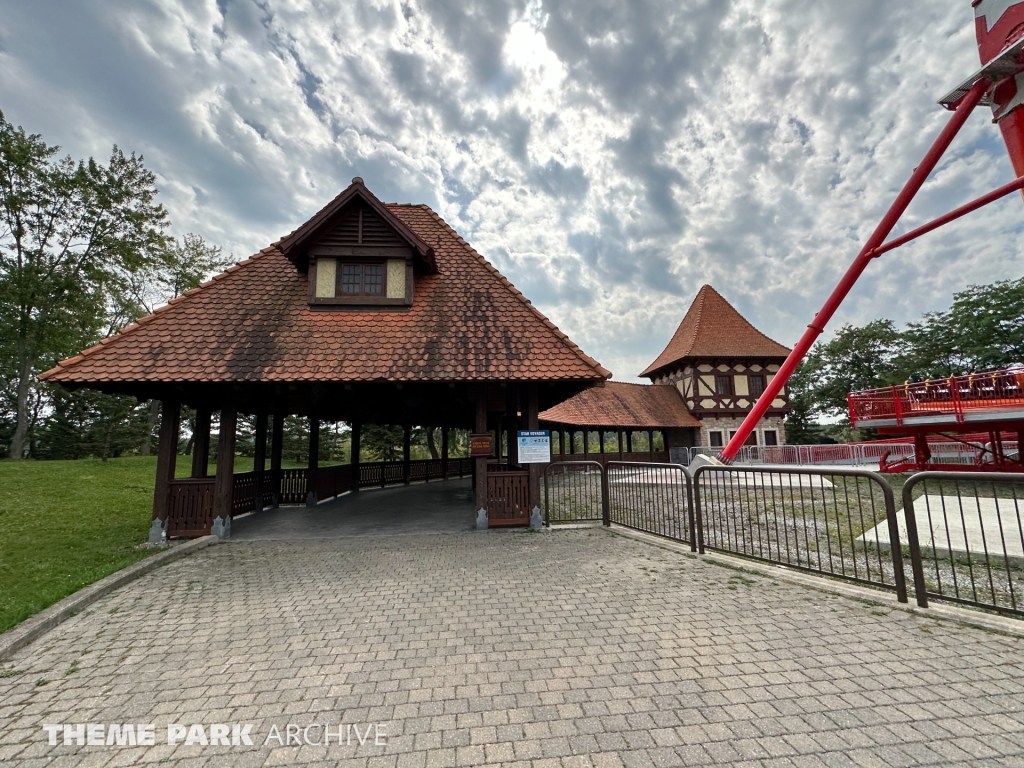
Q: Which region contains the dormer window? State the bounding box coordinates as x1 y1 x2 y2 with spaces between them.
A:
342 263 383 295
311 255 411 306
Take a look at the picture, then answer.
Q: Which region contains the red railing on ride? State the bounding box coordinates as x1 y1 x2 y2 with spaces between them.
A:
848 368 1024 427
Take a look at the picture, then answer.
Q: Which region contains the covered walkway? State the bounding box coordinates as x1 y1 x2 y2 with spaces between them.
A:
231 477 475 540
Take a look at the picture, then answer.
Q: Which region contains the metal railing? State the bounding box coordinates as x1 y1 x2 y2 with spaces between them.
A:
683 442 991 468
849 367 1024 427
902 472 1024 617
543 462 606 524
607 462 694 547
692 465 908 602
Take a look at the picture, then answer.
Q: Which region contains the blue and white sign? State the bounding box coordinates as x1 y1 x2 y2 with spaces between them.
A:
517 430 551 464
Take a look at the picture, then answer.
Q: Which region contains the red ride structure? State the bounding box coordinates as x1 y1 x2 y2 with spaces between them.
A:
722 0 1024 464
848 367 1024 472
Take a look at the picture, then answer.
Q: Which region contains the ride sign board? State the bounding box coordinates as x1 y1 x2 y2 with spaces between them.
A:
517 430 551 464
469 433 493 458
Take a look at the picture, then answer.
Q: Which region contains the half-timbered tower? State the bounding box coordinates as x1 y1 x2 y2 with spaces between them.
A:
641 285 791 448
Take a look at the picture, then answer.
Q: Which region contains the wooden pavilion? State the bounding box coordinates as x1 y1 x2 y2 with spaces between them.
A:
539 381 701 465
39 179 609 538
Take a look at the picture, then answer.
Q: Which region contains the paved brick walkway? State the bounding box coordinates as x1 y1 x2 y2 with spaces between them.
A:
1 529 1023 767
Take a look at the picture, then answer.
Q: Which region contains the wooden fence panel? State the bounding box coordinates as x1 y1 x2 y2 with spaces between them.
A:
278 469 308 505
166 478 216 537
486 471 530 527
232 471 259 516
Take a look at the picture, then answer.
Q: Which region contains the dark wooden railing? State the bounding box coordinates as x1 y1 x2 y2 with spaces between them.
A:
232 471 259 515
166 478 216 537
166 457 479 537
316 464 354 501
278 468 308 505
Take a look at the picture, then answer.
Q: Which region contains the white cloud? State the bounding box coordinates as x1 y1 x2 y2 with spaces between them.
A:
0 0 1021 381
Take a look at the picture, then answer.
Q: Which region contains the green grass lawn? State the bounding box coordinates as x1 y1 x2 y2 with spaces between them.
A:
0 453 308 635
0 456 160 634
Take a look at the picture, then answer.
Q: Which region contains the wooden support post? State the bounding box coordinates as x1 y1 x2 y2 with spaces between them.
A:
212 404 236 536
627 430 633 454
191 407 211 478
270 412 284 507
599 430 605 454
618 429 624 460
403 424 412 484
526 383 541 527
559 428 565 457
307 413 320 506
441 426 450 478
583 430 589 457
150 400 180 543
474 386 488 527
351 421 361 492
253 411 267 511
506 385 518 467
648 430 655 461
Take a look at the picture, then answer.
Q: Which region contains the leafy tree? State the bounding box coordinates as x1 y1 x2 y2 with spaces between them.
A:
795 320 905 421
896 277 1024 379
0 111 167 458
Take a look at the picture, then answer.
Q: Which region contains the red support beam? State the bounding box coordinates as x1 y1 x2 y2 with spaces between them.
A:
722 79 989 462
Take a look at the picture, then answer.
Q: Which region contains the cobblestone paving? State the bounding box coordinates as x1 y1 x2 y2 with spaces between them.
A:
1 529 1023 767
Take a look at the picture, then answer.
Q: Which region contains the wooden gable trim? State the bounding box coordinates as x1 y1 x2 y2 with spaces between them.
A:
278 178 436 272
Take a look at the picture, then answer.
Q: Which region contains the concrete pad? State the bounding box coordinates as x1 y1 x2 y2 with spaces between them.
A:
857 494 1024 565
231 477 475 539
608 465 835 488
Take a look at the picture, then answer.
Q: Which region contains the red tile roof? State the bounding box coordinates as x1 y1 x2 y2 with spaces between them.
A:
539 381 701 428
40 188 610 385
641 285 790 378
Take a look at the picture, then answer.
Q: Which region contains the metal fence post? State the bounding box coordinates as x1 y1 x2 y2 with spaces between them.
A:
692 466 706 554
874 474 909 604
685 467 697 552
601 464 610 527
901 477 930 608
543 466 550 526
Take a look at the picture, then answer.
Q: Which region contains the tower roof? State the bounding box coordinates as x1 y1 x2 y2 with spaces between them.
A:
640 285 790 379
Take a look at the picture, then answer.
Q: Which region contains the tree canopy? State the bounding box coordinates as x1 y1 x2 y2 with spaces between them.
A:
0 111 229 459
788 277 1024 436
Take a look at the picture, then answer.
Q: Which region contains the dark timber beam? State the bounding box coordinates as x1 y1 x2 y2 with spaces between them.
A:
526 383 541 529
270 412 284 507
351 421 361 492
150 400 180 543
307 413 320 506
474 386 488 528
253 411 267 512
191 407 211 478
403 424 411 484
441 425 450 478
212 404 237 537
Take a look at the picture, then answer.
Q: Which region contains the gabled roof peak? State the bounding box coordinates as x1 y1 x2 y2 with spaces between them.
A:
276 178 436 271
640 284 790 379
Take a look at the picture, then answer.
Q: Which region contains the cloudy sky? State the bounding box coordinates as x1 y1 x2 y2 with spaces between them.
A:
1 0 1021 381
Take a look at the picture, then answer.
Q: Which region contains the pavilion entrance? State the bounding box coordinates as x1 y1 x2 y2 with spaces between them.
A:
230 476 476 539
150 379 565 539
